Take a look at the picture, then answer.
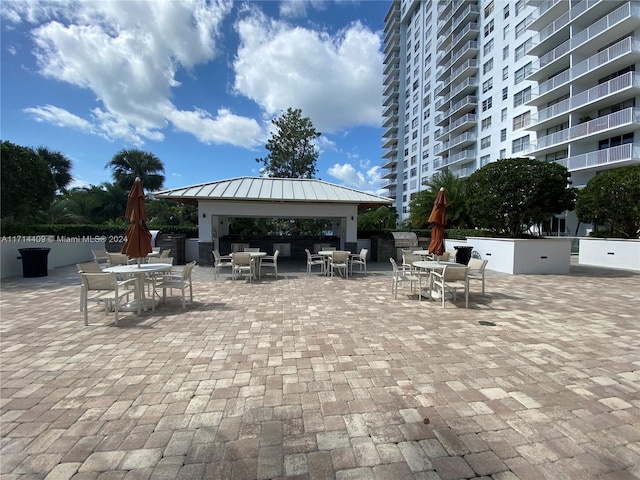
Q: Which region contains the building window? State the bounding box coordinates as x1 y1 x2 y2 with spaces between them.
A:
513 87 531 107
515 62 532 84
515 0 525 16
500 149 506 158
484 19 494 37
410 167 417 178
481 154 490 165
481 136 491 149
598 133 634 149
501 108 508 121
481 116 492 130
502 87 508 100
503 4 509 18
483 78 493 93
515 18 528 39
483 58 494 74
513 111 531 130
503 66 508 80
503 45 509 60
546 150 568 162
500 128 507 141
484 38 494 55
512 134 530 154
482 97 493 111
515 39 532 61
484 1 494 17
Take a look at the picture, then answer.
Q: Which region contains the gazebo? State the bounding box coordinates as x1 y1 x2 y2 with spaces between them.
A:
155 177 392 265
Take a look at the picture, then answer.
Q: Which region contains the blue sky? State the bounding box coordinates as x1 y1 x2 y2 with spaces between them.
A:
1 0 390 194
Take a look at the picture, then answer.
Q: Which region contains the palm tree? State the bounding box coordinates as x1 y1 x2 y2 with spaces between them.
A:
409 170 470 228
37 146 73 193
106 149 165 191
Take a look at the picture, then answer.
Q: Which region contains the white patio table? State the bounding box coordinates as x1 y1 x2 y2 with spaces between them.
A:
104 263 172 313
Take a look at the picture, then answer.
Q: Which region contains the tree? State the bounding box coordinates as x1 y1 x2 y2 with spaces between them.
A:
1 141 56 222
106 149 165 191
256 107 321 178
575 165 640 238
357 205 397 230
408 170 470 228
36 146 73 193
465 158 576 237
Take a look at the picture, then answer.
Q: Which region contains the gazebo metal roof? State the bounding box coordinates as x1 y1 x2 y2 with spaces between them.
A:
155 177 392 207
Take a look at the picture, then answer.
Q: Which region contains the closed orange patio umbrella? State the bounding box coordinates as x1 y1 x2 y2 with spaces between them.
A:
427 187 447 256
121 177 152 264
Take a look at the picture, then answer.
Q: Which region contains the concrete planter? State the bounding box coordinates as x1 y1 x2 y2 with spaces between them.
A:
446 237 572 275
578 238 640 271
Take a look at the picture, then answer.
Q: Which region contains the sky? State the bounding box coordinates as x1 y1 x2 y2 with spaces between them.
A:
1 0 390 195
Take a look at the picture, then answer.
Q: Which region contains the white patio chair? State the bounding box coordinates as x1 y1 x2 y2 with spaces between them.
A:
243 247 260 252
154 261 196 309
79 272 137 326
467 258 488 295
91 248 109 267
107 252 129 267
232 252 253 282
213 249 233 280
260 250 279 279
329 251 350 278
77 261 104 312
305 249 325 276
389 258 420 299
145 257 174 297
349 248 368 275
429 265 469 308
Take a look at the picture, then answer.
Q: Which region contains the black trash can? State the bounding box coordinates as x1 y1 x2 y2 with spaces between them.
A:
454 246 473 265
18 248 51 277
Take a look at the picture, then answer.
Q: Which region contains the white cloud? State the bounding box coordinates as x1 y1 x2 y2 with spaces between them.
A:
327 161 382 193
5 0 271 148
233 8 383 133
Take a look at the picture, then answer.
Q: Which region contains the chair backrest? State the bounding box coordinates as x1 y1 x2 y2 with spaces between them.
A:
272 250 279 260
389 257 399 274
359 248 368 260
467 258 487 273
160 249 172 258
332 251 349 263
213 250 223 263
305 248 313 260
77 261 102 273
402 253 421 266
443 265 468 282
436 252 451 262
107 253 129 266
92 249 108 261
232 252 252 266
244 247 260 252
81 272 117 292
183 261 196 280
149 257 173 265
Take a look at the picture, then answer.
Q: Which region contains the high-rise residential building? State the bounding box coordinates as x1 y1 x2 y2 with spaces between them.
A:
382 0 640 235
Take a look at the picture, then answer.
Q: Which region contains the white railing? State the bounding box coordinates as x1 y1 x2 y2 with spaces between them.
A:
440 114 477 137
536 108 640 150
538 37 640 95
435 132 477 153
443 149 476 166
534 3 638 72
555 143 640 171
537 71 640 122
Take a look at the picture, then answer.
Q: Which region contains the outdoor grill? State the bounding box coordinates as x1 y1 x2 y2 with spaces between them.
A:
390 231 418 260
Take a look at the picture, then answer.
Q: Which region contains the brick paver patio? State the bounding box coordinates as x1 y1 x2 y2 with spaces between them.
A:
1 259 638 479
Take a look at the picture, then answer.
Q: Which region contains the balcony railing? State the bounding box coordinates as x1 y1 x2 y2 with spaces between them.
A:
535 107 640 150
435 132 477 154
532 3 639 72
555 143 640 171
439 113 477 138
442 149 476 166
537 71 640 123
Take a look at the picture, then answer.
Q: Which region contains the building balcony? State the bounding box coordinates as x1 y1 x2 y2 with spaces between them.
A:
439 95 477 118
381 157 397 169
533 71 640 129
383 81 399 98
528 37 640 106
530 107 640 156
554 143 640 173
383 91 400 107
383 122 398 138
382 113 399 127
435 132 477 155
437 58 478 90
528 0 567 32
436 149 477 168
436 114 477 141
381 179 398 191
